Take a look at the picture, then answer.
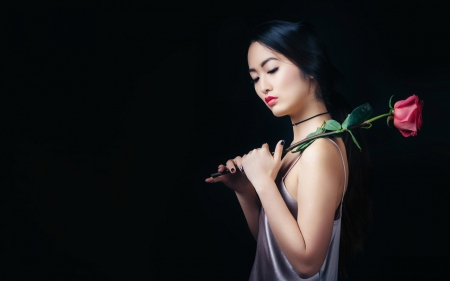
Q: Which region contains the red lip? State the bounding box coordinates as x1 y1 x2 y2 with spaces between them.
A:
265 96 278 103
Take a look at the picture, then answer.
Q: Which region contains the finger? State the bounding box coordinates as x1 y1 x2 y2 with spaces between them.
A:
261 142 269 149
272 140 285 162
205 175 224 183
217 164 227 173
226 159 237 174
234 156 244 172
234 155 242 164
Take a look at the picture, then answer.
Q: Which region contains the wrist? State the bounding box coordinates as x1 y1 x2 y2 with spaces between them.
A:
234 182 254 195
250 176 275 192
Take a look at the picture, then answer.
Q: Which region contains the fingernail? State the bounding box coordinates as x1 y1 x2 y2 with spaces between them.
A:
231 168 235 172
281 140 285 146
240 166 244 172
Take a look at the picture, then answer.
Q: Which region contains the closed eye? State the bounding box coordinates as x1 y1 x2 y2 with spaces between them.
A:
250 67 279 84
268 67 279 74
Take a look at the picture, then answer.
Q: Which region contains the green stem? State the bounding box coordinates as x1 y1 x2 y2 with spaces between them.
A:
365 111 393 124
283 122 365 154
284 131 343 153
280 110 394 157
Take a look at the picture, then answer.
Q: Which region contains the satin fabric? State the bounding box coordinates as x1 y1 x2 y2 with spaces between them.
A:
249 138 346 281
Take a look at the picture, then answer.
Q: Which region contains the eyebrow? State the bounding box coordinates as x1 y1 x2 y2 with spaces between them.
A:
248 57 278 73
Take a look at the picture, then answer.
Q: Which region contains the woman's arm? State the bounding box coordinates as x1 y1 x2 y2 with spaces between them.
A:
235 185 261 240
243 139 345 278
205 158 261 240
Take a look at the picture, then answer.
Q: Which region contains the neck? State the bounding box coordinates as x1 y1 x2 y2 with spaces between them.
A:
290 101 330 144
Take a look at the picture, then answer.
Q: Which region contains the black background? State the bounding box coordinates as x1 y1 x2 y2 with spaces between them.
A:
6 0 450 280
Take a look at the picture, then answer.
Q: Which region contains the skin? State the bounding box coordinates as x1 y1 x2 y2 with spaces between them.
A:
205 42 349 278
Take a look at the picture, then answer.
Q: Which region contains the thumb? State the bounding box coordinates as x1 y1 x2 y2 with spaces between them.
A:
272 140 285 162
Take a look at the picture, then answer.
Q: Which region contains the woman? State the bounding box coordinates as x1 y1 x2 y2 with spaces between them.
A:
205 20 372 280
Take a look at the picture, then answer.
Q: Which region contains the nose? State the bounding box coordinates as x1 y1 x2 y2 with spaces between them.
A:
259 78 272 95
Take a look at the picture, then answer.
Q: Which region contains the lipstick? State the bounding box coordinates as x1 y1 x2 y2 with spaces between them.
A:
265 96 278 106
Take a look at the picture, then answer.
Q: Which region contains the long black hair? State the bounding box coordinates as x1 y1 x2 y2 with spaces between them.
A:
247 20 372 278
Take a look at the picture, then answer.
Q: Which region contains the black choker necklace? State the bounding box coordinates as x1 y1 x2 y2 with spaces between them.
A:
292 112 329 126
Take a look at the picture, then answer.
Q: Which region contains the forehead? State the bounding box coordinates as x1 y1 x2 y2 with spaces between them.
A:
247 42 287 67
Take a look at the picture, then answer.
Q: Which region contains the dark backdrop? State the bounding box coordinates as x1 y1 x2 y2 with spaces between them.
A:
6 0 450 280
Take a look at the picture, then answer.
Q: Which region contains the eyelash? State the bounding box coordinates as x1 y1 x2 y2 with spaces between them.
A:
251 68 279 84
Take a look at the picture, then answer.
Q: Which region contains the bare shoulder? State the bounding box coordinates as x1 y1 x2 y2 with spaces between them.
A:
292 137 347 205
297 137 346 173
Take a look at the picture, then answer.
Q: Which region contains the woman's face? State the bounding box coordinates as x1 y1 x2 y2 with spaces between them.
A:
247 41 315 117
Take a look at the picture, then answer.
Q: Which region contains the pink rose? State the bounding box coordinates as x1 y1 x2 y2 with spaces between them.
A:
393 95 424 137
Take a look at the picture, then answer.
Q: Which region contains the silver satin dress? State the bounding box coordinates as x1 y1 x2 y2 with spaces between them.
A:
249 138 347 281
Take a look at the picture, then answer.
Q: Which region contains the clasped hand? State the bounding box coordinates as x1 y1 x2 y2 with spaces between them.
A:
206 140 285 193
242 141 284 188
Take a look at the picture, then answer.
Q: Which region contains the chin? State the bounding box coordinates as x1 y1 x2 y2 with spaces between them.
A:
269 107 288 117
272 112 285 117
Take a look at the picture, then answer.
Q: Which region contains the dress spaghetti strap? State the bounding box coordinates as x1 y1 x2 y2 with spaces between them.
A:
324 138 347 215
282 153 303 181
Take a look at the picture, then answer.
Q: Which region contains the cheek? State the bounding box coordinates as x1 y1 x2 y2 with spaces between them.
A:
278 68 306 91
279 69 297 84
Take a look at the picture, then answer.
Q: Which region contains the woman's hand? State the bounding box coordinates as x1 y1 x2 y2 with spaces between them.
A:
242 140 284 190
205 155 253 193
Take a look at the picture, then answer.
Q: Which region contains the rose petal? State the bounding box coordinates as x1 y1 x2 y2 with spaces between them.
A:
394 95 419 110
394 104 420 122
399 130 413 137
